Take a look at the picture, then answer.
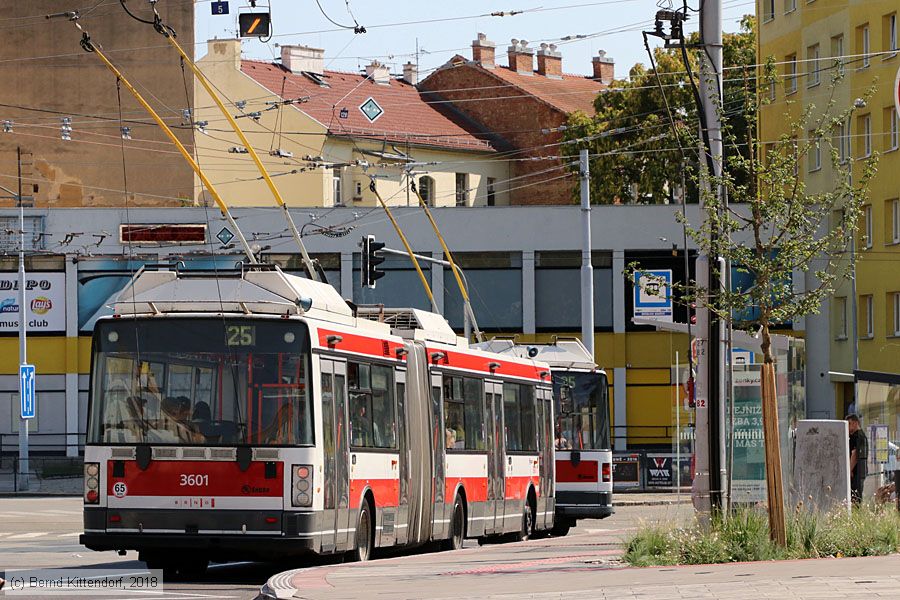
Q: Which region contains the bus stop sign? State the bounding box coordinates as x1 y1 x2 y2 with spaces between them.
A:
20 364 35 419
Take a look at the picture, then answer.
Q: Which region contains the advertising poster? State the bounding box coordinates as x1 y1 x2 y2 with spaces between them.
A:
612 454 641 489
645 454 674 488
731 366 766 503
0 272 66 333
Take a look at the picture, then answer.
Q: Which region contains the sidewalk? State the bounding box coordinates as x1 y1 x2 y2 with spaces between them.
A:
261 535 900 600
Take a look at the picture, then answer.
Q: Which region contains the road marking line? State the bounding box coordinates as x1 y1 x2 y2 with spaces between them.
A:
7 532 48 539
57 532 82 537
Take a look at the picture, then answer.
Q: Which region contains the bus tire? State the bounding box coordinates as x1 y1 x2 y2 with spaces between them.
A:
443 495 466 551
516 501 534 542
551 516 571 537
349 500 374 562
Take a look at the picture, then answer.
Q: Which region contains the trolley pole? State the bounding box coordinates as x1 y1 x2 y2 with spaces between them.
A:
16 146 29 491
579 149 595 357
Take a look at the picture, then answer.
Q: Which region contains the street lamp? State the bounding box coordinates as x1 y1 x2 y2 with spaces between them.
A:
849 98 866 417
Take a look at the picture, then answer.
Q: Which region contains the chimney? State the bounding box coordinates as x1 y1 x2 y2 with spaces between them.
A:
281 45 324 75
472 33 496 69
536 43 562 79
208 39 242 70
592 50 615 84
365 60 391 85
402 61 418 85
507 39 534 75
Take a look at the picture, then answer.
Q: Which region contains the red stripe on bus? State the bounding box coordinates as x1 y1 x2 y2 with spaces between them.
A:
349 477 400 508
426 347 544 381
555 459 599 483
444 476 489 503
317 329 406 361
504 475 539 500
107 460 283 497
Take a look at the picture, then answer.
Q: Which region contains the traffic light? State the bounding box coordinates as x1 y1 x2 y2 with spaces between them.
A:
238 12 271 38
361 235 386 289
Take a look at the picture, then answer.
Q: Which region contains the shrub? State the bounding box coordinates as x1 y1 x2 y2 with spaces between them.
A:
623 503 900 566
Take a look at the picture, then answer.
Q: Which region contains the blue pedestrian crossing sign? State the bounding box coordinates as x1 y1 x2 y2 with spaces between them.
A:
20 364 35 419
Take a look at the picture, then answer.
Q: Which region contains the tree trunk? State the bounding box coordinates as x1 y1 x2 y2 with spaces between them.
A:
760 326 787 546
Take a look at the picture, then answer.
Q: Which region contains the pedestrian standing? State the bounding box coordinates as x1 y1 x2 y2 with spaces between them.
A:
847 414 868 505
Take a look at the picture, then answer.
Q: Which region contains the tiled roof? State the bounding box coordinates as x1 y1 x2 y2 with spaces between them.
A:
241 61 495 152
486 67 604 115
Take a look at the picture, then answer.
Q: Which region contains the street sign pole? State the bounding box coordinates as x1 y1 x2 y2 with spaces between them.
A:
17 146 29 491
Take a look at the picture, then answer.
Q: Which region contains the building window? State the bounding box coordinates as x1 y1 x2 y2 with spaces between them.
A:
808 130 821 171
763 0 775 22
455 173 468 206
785 54 798 94
859 24 871 68
784 0 796 13
887 107 899 151
892 199 900 244
534 251 614 330
418 175 434 206
332 167 343 205
443 252 523 330
486 177 496 206
831 34 845 74
833 121 849 163
885 13 898 56
806 44 820 86
893 292 900 336
792 137 799 176
864 204 873 248
835 296 848 340
859 114 872 157
354 180 363 200
862 294 874 338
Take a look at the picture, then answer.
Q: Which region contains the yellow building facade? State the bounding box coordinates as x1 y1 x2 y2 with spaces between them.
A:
759 0 900 418
194 40 510 208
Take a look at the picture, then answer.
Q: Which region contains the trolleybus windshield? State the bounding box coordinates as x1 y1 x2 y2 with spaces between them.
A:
553 371 610 450
88 318 312 447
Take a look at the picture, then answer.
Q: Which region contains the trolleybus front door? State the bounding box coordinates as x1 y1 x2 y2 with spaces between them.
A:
484 381 505 535
320 359 351 553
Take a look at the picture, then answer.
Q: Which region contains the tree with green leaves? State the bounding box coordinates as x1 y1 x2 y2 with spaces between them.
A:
565 16 756 204
644 58 877 542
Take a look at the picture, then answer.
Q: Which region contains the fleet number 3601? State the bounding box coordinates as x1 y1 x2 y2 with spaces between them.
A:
179 474 209 486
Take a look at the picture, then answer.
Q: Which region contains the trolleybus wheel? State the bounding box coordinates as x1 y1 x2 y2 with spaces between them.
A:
551 516 571 537
350 501 374 562
443 496 465 551
516 503 534 542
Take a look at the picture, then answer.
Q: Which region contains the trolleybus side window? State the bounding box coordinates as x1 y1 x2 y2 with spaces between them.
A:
348 361 396 449
503 383 537 452
442 375 485 450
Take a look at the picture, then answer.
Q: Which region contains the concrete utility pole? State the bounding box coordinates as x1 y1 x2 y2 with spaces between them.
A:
697 0 727 511
580 149 595 357
16 147 29 492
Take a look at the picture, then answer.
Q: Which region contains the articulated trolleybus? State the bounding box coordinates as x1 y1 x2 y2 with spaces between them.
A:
81 266 555 574
475 339 612 536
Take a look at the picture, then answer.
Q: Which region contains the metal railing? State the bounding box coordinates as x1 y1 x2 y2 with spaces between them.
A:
0 432 85 456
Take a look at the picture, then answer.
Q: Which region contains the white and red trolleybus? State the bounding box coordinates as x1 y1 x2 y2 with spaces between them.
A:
474 339 612 536
80 265 555 575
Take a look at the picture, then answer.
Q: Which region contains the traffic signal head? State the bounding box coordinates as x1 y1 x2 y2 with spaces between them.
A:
239 12 271 38
361 235 386 289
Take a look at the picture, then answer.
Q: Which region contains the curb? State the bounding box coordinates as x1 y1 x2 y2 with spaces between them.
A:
615 499 691 507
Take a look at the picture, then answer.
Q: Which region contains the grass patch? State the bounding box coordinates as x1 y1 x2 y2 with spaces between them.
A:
624 504 900 566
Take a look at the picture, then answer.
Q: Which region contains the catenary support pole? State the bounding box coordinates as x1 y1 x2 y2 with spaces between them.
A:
580 149 595 357
698 0 726 512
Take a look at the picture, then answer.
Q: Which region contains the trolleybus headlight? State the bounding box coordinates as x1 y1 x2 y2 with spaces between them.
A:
291 464 313 507
84 462 100 504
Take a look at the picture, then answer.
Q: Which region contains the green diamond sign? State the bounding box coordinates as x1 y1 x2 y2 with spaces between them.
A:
359 97 384 123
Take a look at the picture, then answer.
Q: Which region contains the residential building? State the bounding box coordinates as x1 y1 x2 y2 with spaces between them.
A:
0 1 195 207
194 40 507 207
759 1 900 427
419 34 612 205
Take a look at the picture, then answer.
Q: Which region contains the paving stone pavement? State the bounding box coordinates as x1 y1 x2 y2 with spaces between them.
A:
264 533 900 600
